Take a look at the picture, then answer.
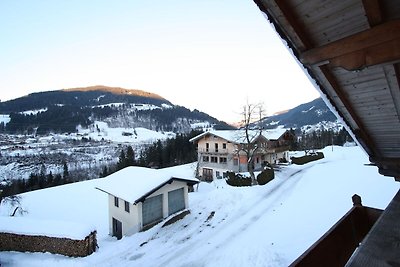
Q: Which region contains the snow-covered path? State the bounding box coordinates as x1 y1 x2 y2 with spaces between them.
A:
1 146 399 267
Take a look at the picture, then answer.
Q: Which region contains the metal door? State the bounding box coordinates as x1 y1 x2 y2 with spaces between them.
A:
142 194 163 226
168 188 185 216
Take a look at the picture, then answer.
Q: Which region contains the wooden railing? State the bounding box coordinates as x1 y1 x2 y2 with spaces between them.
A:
290 195 382 267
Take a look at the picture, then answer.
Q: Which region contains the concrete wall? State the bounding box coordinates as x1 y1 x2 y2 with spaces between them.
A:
107 180 189 237
108 195 141 236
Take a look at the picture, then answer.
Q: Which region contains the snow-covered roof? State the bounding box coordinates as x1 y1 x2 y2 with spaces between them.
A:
189 127 289 144
95 166 199 204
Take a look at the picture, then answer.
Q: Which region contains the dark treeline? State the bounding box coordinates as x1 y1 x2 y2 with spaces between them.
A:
101 130 201 177
137 130 201 168
1 162 72 199
295 127 353 151
2 105 117 134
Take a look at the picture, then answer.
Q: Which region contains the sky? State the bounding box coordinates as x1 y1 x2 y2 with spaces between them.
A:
0 0 320 123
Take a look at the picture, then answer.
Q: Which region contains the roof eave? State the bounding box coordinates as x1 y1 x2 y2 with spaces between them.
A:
133 177 199 204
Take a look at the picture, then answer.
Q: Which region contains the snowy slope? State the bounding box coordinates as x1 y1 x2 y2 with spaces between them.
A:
0 146 399 267
261 98 341 132
0 121 176 181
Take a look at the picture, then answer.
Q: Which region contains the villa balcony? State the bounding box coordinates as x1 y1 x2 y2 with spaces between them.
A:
265 145 291 154
197 148 229 155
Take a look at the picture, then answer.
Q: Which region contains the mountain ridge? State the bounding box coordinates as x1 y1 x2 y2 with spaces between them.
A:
259 97 339 132
62 85 166 100
0 86 233 134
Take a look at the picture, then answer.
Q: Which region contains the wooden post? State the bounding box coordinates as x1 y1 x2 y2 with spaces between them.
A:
352 194 362 206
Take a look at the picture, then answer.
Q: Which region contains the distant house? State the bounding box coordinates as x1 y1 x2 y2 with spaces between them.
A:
96 167 199 239
190 128 294 181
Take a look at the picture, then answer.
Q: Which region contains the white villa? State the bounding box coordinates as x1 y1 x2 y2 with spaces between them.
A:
96 167 199 239
190 128 294 181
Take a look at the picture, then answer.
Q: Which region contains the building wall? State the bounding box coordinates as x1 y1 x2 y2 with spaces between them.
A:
108 195 141 236
197 135 239 180
196 134 237 154
107 180 190 237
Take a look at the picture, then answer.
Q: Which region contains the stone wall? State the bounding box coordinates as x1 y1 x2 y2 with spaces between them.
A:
0 231 97 257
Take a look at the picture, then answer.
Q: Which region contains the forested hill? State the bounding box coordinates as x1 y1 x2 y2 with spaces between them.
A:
0 85 170 113
0 86 234 134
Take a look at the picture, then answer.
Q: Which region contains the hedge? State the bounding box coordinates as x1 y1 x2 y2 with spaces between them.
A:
291 152 324 165
257 167 274 185
225 171 252 187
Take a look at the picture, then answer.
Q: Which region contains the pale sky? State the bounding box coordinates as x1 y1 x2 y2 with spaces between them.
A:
0 0 320 123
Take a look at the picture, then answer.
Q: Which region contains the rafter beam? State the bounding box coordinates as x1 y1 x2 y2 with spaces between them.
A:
300 20 400 70
319 65 379 157
362 0 383 26
329 38 400 70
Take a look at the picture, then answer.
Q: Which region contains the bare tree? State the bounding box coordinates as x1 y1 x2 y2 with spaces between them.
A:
0 194 26 216
239 102 266 185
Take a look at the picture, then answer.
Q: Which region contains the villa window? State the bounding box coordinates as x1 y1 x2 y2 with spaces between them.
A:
219 157 227 164
203 156 209 162
215 143 219 152
206 143 209 152
211 156 218 163
222 143 227 149
114 196 119 207
125 201 130 213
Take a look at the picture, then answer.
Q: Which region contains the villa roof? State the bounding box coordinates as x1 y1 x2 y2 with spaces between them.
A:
189 128 289 144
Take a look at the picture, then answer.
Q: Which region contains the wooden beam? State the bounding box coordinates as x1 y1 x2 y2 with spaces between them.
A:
319 65 379 156
329 38 400 70
362 0 383 26
383 64 400 120
274 0 314 49
300 20 400 67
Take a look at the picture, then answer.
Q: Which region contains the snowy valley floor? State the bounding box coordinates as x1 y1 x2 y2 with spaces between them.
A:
1 146 399 267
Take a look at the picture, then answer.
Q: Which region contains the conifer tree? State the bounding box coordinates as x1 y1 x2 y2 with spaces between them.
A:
126 146 135 167
117 149 127 170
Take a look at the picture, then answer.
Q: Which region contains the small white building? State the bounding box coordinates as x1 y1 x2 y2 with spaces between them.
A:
96 166 199 239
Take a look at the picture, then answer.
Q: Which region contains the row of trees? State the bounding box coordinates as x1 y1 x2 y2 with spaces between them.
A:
1 162 71 205
100 145 136 177
100 130 201 178
137 131 200 168
295 127 352 152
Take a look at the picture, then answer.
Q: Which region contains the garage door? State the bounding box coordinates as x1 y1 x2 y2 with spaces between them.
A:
142 194 163 226
168 188 185 216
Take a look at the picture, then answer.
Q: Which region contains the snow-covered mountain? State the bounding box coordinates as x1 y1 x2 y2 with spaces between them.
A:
259 98 342 133
0 85 232 134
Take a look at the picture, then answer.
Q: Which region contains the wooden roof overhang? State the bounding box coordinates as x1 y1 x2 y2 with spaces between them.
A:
253 0 400 180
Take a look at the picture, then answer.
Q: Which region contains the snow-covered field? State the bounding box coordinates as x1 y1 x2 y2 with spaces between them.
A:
0 146 399 267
